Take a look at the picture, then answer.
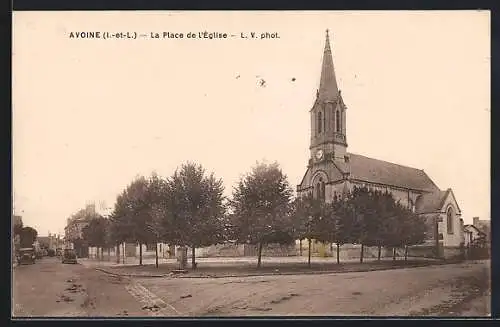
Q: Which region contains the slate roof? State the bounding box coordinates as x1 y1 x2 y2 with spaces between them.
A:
414 189 449 214
342 153 440 192
300 152 441 192
474 220 491 237
464 224 486 236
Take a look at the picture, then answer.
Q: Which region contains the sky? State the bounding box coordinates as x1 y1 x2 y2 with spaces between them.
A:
12 11 490 236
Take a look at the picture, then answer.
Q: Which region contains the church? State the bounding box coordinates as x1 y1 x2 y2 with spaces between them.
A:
297 31 465 259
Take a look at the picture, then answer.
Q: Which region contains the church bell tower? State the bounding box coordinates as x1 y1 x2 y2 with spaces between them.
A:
309 30 347 166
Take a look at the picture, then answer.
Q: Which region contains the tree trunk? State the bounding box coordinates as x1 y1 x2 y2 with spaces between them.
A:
122 243 125 264
404 245 408 261
360 244 364 263
116 243 120 264
191 246 196 270
299 239 302 256
139 243 143 265
308 238 312 268
257 242 263 268
107 248 111 261
377 245 382 262
392 247 396 261
336 243 340 264
155 242 159 268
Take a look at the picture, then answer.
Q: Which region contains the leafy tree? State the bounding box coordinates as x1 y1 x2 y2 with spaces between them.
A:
108 176 151 265
20 226 38 248
399 205 427 260
146 172 172 268
343 186 375 263
230 162 294 268
329 193 358 264
292 193 326 267
82 215 107 260
165 162 226 269
358 190 398 261
339 186 427 262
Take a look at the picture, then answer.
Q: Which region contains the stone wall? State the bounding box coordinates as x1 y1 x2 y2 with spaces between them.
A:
443 246 465 260
194 244 245 258
406 245 437 258
262 243 297 257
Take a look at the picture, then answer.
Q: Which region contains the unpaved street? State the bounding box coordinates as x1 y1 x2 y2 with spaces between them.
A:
12 257 144 317
12 258 490 317
134 260 490 317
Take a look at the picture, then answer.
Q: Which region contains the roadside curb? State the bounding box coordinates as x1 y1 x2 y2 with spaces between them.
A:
93 261 453 279
95 267 167 278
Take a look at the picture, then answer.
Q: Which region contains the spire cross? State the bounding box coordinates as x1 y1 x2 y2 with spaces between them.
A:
326 29 329 38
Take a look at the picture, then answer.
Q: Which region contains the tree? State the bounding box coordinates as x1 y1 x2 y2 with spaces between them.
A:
230 162 294 268
329 193 358 264
358 190 398 262
340 186 427 263
20 226 38 248
82 215 107 260
147 173 171 268
343 186 375 263
108 176 152 265
165 162 226 270
291 193 326 267
399 205 427 261
109 189 134 242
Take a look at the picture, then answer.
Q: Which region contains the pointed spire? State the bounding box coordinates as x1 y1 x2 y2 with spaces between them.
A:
318 29 340 102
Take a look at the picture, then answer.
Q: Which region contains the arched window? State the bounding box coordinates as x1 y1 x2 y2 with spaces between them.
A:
317 111 323 134
315 177 325 200
446 207 454 234
336 110 341 132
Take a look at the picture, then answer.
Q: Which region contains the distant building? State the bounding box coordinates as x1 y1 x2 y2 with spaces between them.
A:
37 236 50 249
12 215 23 263
472 217 490 242
13 215 22 228
37 234 63 251
64 204 98 257
463 224 486 248
296 31 464 259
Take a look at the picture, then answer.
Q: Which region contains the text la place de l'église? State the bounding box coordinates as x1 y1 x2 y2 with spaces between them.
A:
151 32 228 39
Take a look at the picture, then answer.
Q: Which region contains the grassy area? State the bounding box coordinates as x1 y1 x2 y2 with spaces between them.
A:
102 259 449 278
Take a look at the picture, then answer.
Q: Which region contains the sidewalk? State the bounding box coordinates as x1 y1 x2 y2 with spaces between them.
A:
80 256 447 279
80 255 439 268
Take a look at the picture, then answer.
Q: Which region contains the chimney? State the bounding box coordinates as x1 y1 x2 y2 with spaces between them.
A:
473 217 479 226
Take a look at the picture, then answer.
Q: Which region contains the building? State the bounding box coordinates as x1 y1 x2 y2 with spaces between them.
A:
472 217 490 243
12 215 23 263
463 224 486 247
296 31 463 259
64 203 98 257
37 236 50 249
37 233 64 251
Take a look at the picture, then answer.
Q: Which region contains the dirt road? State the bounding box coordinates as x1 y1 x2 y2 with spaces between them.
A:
12 257 144 317
134 260 490 317
12 258 490 317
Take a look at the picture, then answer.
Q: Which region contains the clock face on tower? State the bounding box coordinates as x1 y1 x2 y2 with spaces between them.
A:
315 149 324 160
